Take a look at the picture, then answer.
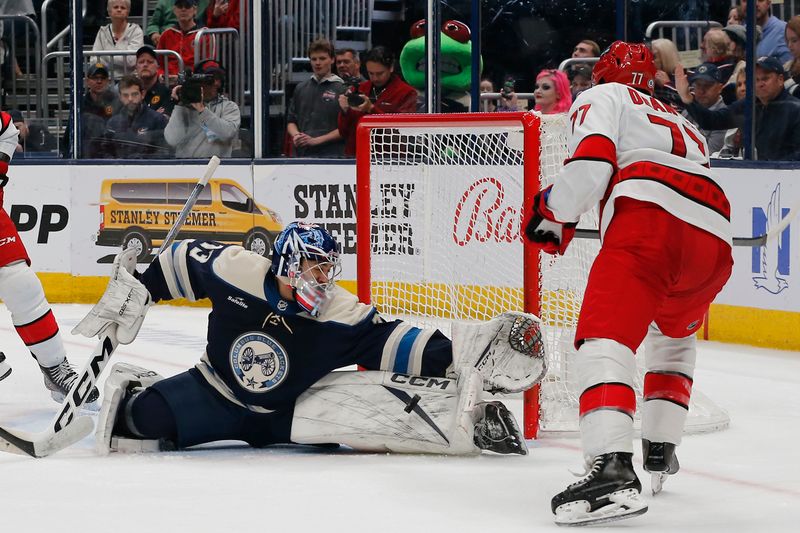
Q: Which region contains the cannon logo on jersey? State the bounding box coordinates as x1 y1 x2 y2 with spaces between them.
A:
752 183 790 295
229 332 289 393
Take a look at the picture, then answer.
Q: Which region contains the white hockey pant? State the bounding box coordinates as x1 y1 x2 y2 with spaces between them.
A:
0 261 65 367
290 370 483 455
577 338 637 458
641 323 696 447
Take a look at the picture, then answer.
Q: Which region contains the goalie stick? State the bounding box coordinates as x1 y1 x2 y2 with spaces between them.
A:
574 198 799 247
0 156 221 458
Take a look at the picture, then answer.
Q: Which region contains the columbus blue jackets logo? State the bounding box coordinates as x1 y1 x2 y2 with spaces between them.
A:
230 332 289 392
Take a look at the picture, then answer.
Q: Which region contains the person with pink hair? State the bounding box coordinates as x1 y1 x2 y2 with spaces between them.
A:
533 69 572 114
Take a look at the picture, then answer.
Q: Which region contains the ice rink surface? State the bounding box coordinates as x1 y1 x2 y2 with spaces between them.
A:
0 303 798 533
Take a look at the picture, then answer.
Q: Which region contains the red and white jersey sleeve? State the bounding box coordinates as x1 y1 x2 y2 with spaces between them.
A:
0 112 19 160
546 82 731 244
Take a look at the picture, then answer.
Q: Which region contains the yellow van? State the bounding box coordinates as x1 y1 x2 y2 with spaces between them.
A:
95 178 283 261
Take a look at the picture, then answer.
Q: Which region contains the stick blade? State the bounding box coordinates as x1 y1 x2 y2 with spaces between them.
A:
0 416 94 458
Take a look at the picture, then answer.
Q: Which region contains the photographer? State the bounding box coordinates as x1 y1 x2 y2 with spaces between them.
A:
164 60 241 158
337 46 418 157
286 38 346 157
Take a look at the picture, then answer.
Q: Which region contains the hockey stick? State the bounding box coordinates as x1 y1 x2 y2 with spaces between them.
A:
574 199 799 247
0 156 221 458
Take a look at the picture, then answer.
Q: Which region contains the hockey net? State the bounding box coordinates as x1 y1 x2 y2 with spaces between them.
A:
355 112 729 439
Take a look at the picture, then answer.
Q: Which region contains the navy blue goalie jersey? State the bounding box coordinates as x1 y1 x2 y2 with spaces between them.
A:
139 240 453 412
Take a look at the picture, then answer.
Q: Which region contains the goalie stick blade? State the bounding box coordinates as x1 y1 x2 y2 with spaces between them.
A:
0 416 94 458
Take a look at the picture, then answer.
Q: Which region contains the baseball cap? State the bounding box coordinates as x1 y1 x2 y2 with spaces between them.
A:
174 0 197 6
568 64 593 80
87 62 110 78
197 59 225 79
689 62 725 84
7 110 24 123
756 55 785 76
136 45 158 60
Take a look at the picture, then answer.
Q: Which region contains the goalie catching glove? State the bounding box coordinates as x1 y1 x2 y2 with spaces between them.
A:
72 248 151 345
523 185 576 256
450 312 547 394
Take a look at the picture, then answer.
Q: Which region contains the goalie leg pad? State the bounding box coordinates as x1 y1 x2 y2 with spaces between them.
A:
290 370 485 455
95 362 164 455
450 312 547 393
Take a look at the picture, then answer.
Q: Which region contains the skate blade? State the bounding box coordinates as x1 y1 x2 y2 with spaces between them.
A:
49 392 101 413
651 472 668 495
554 489 648 527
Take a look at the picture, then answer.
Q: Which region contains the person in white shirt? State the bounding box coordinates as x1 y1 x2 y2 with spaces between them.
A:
91 0 144 79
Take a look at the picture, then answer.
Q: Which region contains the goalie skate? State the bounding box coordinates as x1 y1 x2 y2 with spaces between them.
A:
450 312 546 394
551 452 648 527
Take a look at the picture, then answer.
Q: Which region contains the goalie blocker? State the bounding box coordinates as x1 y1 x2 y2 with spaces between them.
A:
97 363 527 456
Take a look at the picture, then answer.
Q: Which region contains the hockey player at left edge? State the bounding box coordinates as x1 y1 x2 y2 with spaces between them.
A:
0 111 99 405
523 42 732 526
72 221 548 455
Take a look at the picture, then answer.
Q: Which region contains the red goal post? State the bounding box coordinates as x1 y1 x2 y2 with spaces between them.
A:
355 111 729 440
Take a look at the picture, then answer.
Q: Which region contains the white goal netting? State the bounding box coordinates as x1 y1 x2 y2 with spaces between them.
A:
359 112 729 437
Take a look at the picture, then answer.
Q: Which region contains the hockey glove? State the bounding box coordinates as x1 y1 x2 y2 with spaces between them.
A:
72 248 151 345
523 186 576 256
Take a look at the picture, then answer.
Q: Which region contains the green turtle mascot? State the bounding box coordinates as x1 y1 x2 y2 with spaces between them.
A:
399 19 481 112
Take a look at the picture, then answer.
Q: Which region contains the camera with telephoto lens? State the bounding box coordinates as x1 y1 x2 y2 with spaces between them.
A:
177 70 214 106
343 76 364 106
501 77 515 100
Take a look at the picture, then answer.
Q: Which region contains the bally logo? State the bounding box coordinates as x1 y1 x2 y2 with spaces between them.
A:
752 183 790 295
227 295 248 309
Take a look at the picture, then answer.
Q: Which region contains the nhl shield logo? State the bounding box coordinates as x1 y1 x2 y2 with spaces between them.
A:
230 332 289 392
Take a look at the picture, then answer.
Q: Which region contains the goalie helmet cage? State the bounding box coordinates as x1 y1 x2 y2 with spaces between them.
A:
355 112 729 440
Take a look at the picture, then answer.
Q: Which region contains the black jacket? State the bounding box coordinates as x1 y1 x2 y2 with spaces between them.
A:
685 89 800 160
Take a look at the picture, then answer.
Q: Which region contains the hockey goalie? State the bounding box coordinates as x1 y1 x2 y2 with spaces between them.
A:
74 222 547 456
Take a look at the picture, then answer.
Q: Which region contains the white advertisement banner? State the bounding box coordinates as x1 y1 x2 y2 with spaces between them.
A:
4 163 800 313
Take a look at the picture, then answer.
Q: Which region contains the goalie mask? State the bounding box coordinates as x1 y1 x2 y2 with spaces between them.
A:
271 222 342 316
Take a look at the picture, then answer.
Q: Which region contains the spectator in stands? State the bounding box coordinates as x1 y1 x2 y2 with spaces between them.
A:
84 62 122 121
157 0 213 78
756 0 792 64
479 78 518 112
147 0 210 47
286 38 345 158
8 110 57 155
650 38 683 109
567 64 593 99
728 5 744 26
677 55 800 160
105 75 170 158
572 39 600 58
783 16 800 96
206 0 239 30
701 28 736 81
722 24 762 103
532 69 571 114
135 45 175 117
338 46 417 157
164 59 240 157
91 0 144 79
682 62 728 154
335 48 363 81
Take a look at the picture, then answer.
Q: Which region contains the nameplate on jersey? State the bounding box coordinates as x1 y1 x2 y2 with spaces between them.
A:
229 332 289 393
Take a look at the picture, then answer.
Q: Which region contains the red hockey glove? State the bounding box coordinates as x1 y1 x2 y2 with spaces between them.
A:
523 186 576 256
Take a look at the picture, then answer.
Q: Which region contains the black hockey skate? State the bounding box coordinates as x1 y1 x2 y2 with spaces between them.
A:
473 401 528 455
40 359 100 405
642 439 680 495
551 452 648 526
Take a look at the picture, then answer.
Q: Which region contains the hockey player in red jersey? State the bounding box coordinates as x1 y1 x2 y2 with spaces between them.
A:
523 41 733 526
0 112 98 404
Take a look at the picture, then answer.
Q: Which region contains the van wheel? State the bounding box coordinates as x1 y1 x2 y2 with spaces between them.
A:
122 230 152 262
244 229 271 257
